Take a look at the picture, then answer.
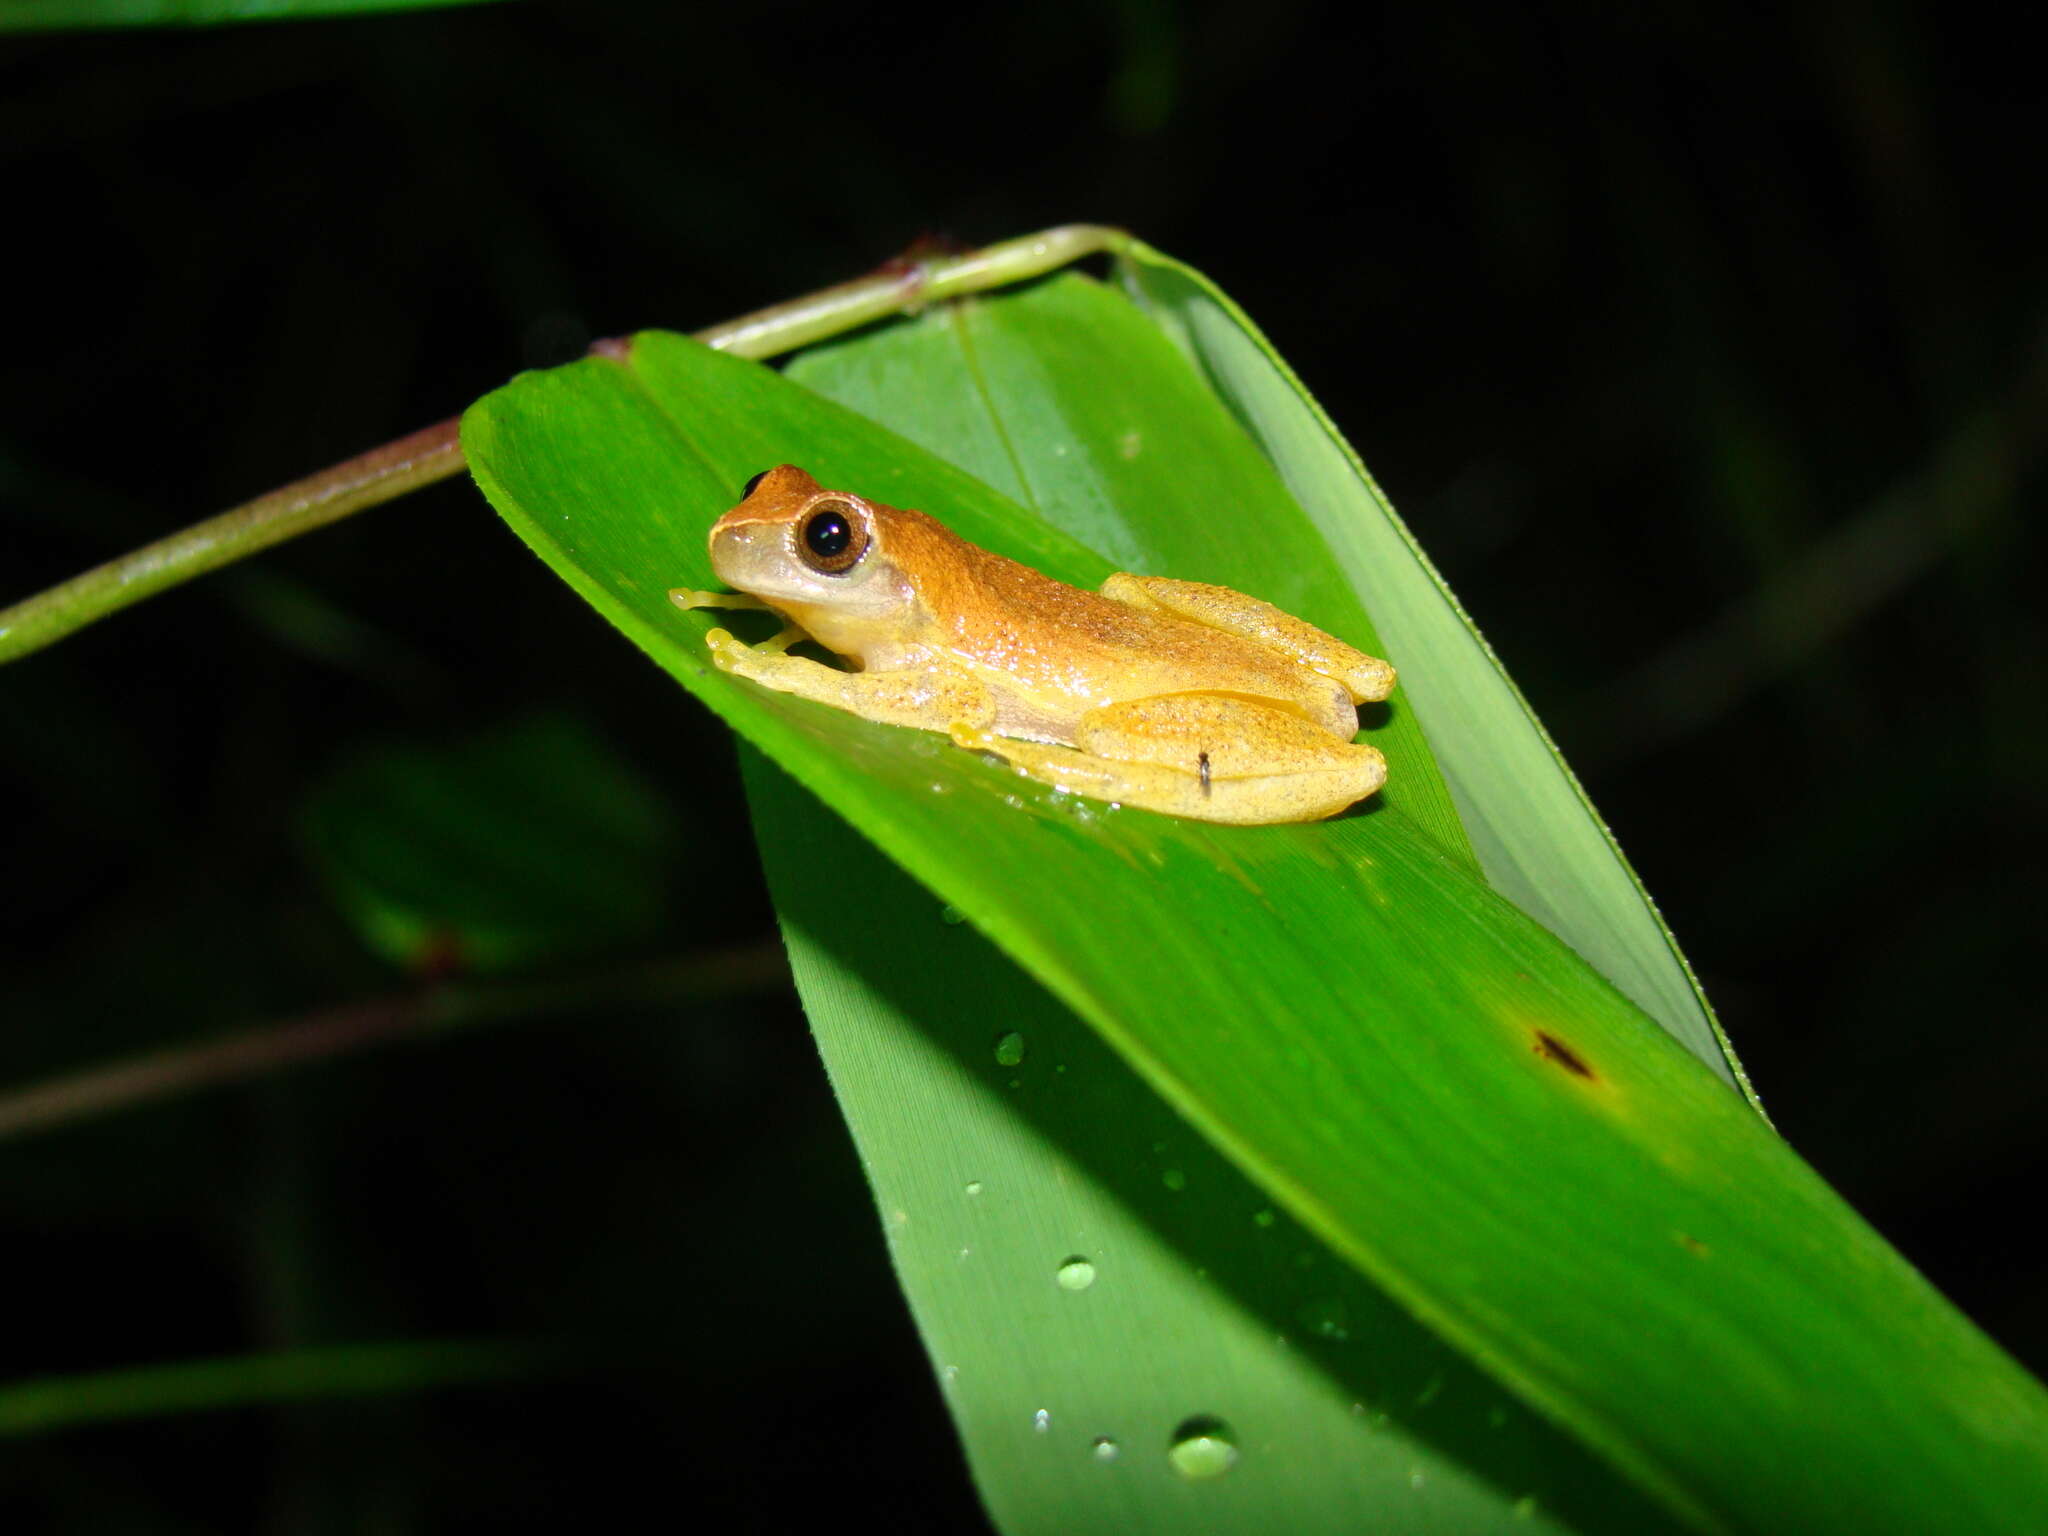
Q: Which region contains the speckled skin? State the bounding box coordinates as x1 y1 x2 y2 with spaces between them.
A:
672 466 1395 824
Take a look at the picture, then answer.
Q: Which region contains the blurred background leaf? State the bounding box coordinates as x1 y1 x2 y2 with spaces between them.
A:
2 2 2042 1530
299 713 677 974
0 0 507 31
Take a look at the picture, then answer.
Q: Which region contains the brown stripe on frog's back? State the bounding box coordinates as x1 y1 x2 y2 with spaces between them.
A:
889 518 1354 735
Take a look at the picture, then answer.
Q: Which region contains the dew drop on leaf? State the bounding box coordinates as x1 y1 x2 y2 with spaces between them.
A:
1166 1416 1238 1480
1056 1256 1098 1291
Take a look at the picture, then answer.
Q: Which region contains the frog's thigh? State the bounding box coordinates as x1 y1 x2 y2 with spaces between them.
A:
704 630 996 732
1099 573 1395 703
958 694 1386 825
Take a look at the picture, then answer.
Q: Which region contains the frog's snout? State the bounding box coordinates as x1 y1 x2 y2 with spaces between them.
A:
706 519 764 588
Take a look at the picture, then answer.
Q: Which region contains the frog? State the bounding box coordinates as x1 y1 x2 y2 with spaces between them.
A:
670 465 1395 825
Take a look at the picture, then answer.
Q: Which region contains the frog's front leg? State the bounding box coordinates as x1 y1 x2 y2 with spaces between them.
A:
1099 574 1395 702
702 629 998 734
952 694 1386 825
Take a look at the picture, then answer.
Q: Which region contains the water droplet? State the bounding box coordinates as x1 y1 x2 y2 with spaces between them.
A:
1032 1409 1052 1433
1161 1168 1187 1192
943 1364 959 1383
1091 1436 1120 1462
1056 1256 1097 1292
1253 1208 1277 1228
1409 1467 1426 1490
940 904 967 925
958 1247 972 1261
1166 1416 1238 1480
1413 1376 1443 1407
1513 1495 1539 1520
964 1181 983 1197
1296 1297 1352 1341
994 1032 1026 1067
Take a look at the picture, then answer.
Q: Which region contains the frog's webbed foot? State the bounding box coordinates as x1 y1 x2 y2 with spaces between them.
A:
955 694 1386 825
1098 573 1395 703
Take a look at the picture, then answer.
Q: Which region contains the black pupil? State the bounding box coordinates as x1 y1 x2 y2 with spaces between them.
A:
742 470 770 498
804 510 853 560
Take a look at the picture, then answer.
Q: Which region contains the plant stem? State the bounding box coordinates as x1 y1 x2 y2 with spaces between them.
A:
0 941 786 1142
0 1338 563 1437
0 223 1131 666
0 417 465 665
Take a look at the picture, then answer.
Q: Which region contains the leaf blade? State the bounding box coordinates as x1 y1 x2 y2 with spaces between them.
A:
462 314 2048 1535
1115 247 1750 1097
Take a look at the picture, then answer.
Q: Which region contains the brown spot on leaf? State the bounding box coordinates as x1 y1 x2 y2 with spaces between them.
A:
1675 1232 1710 1257
586 335 633 362
1533 1030 1596 1080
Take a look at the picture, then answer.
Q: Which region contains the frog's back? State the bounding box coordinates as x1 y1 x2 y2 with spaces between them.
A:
887 510 1352 736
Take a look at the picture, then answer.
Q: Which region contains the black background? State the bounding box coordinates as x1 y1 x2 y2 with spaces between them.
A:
3 2 2042 1528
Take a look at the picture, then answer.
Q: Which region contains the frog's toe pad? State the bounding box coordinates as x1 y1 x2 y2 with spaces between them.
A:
948 721 1001 754
702 628 747 668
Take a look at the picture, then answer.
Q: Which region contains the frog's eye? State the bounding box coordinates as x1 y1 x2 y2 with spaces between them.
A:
797 499 868 575
741 470 771 498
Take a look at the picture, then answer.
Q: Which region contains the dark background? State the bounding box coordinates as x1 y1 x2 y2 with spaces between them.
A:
3 2 2042 1529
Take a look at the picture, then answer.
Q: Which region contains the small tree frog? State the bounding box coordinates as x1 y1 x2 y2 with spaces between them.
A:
671 466 1395 824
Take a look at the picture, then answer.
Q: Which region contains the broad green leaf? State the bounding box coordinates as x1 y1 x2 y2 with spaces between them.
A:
1115 247 1749 1097
747 749 1678 1533
461 318 2048 1533
0 0 503 27
300 714 676 974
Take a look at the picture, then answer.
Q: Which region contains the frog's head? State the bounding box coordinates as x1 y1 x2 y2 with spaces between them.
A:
706 465 907 619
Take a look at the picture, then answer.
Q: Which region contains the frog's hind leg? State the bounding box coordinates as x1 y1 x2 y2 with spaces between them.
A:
952 694 1386 825
701 629 998 733
1099 573 1395 703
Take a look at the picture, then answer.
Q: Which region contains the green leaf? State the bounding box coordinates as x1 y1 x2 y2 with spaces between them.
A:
0 0 504 29
460 295 2048 1533
1114 247 1749 1097
299 714 677 974
787 263 1741 1094
747 749 1678 1533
